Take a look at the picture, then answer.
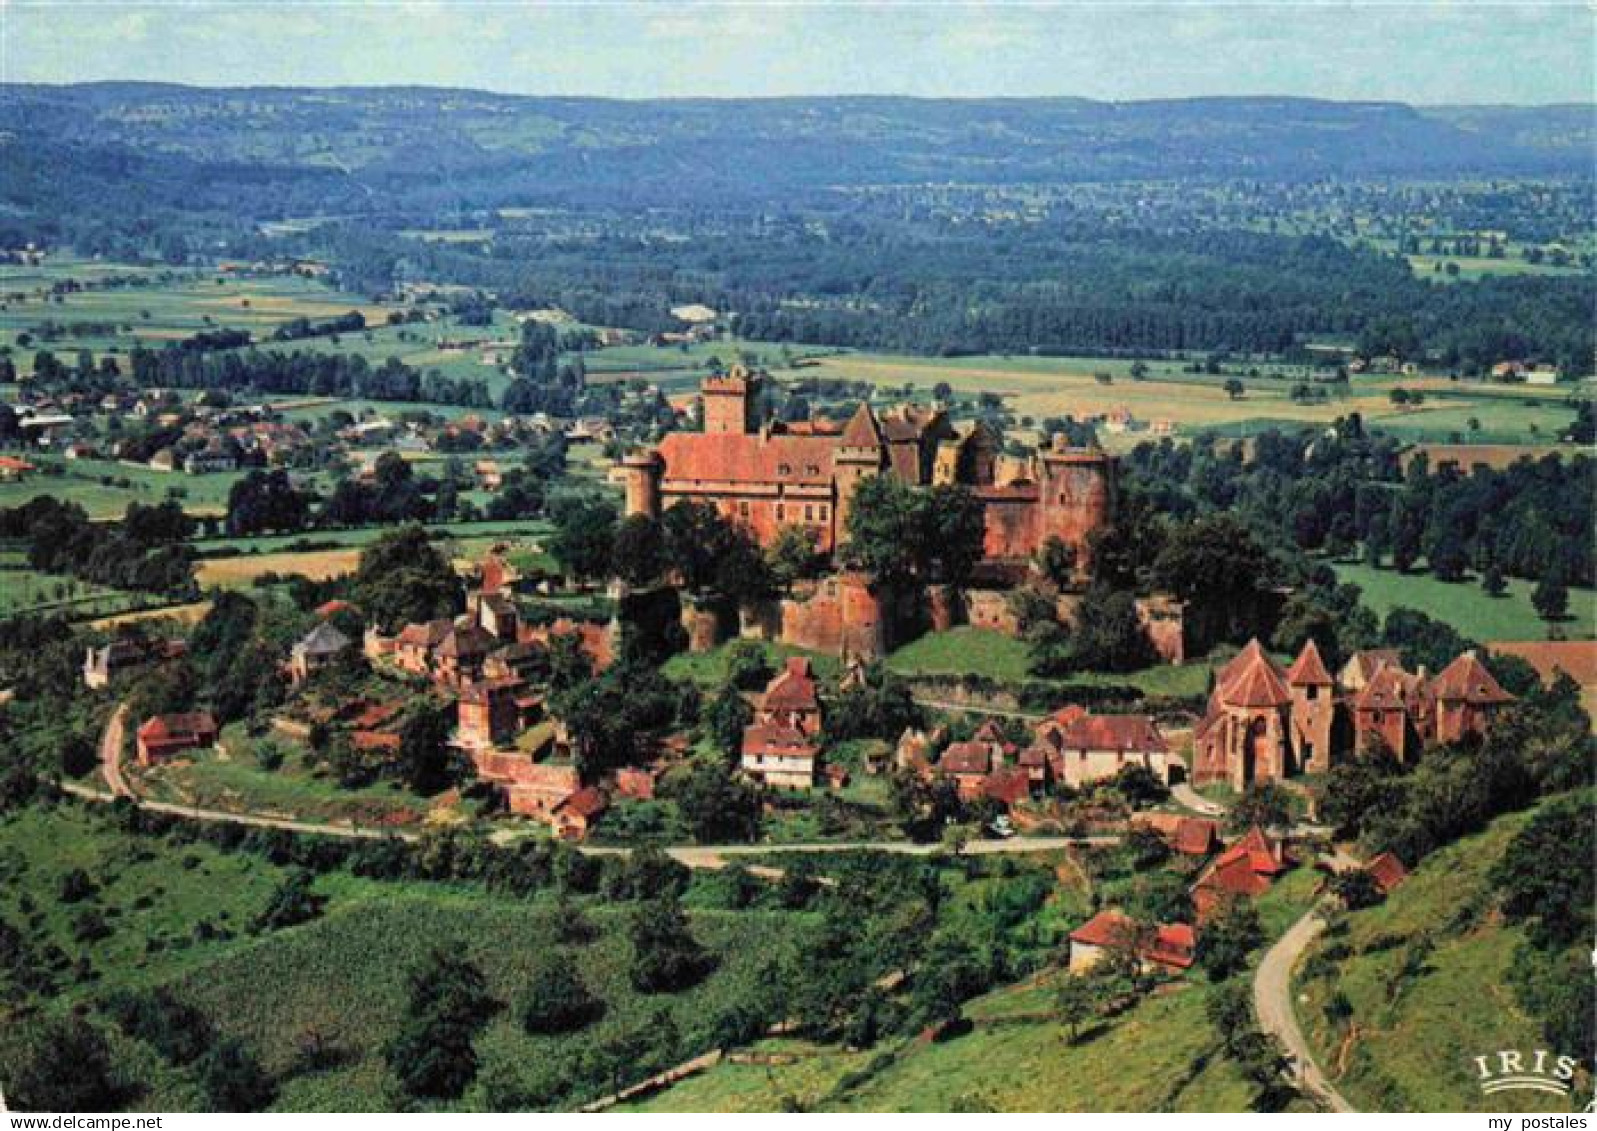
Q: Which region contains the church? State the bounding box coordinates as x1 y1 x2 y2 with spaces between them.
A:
618 366 1116 571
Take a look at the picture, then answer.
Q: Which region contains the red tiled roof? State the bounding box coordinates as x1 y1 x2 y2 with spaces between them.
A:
1148 923 1197 970
1173 818 1221 857
1059 713 1168 754
839 402 885 448
741 724 819 758
1430 651 1514 705
763 657 820 712
983 766 1032 805
556 786 607 820
1285 639 1333 685
1345 649 1402 682
939 741 993 776
398 619 453 648
138 712 217 743
437 624 495 660
656 430 837 485
1214 826 1286 877
1366 851 1408 894
1221 650 1293 708
1353 663 1418 712
1195 853 1272 899
1069 909 1141 949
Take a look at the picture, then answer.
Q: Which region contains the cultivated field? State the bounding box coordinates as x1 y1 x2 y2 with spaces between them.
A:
196 548 361 590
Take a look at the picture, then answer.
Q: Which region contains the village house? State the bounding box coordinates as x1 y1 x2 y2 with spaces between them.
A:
1048 712 1175 788
135 712 219 766
551 786 608 840
288 622 352 684
1132 813 1222 858
1191 826 1289 920
1067 909 1197 975
741 657 825 789
617 366 1115 573
83 636 187 690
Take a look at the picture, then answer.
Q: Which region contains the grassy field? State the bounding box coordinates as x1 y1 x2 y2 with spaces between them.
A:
132 724 433 829
885 627 1212 701
0 557 146 618
1333 561 1596 642
1294 803 1576 1113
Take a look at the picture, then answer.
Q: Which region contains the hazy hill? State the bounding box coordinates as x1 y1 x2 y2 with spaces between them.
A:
2 84 1590 216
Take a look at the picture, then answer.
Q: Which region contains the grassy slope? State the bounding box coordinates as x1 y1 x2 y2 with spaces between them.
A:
1333 561 1597 642
886 626 1212 700
1294 803 1575 1113
0 805 814 1112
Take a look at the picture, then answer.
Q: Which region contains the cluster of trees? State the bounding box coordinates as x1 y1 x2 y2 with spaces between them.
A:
116 345 496 409
841 477 987 588
0 496 196 597
1124 423 1594 590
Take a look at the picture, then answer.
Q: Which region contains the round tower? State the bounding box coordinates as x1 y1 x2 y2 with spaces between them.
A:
619 449 664 520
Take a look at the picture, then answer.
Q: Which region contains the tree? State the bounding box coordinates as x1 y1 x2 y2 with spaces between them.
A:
1481 563 1507 597
398 701 466 795
549 498 617 583
518 958 603 1034
225 469 310 536
1113 764 1170 809
766 524 822 589
384 950 498 1099
196 1038 277 1112
251 869 324 933
351 525 464 632
628 895 712 993
1152 515 1277 654
611 514 667 587
703 684 753 761
5 1015 127 1112
661 501 771 601
1531 575 1568 624
1055 973 1105 1043
1491 793 1593 948
1227 783 1294 833
664 763 763 843
1223 378 1245 400
1329 869 1384 910
1198 897 1263 980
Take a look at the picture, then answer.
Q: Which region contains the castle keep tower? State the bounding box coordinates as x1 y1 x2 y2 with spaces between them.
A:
833 402 887 537
702 364 763 435
1037 437 1116 575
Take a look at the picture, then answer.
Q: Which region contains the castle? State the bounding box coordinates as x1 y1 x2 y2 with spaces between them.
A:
1193 639 1514 789
619 367 1116 571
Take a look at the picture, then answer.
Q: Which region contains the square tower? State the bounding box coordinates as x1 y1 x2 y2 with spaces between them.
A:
701 365 763 435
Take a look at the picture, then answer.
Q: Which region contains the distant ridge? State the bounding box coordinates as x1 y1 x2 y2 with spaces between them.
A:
0 84 1589 217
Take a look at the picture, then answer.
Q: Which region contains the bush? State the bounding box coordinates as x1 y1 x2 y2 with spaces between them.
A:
518 958 604 1034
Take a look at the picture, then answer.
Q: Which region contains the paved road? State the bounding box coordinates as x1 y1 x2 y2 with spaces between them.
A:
1171 782 1226 816
1254 909 1357 1113
908 697 1044 721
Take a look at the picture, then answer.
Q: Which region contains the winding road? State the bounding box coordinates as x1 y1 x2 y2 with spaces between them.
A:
1254 911 1356 1113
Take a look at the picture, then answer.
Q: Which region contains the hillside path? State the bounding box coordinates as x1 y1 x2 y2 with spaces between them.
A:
1254 909 1357 1113
1171 782 1226 816
98 704 131 798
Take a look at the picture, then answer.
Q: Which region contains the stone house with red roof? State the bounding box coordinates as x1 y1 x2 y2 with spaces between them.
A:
1068 909 1197 975
1191 826 1289 920
741 657 825 788
135 712 218 766
1050 712 1175 789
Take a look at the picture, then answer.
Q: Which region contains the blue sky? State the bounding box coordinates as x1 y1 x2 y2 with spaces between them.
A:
2 2 1591 104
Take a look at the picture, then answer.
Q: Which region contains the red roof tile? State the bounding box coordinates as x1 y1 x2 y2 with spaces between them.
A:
1059 713 1168 754
1285 639 1334 685
939 741 993 776
1222 650 1293 708
1430 651 1513 705
1366 851 1408 894
762 657 820 713
657 430 837 486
